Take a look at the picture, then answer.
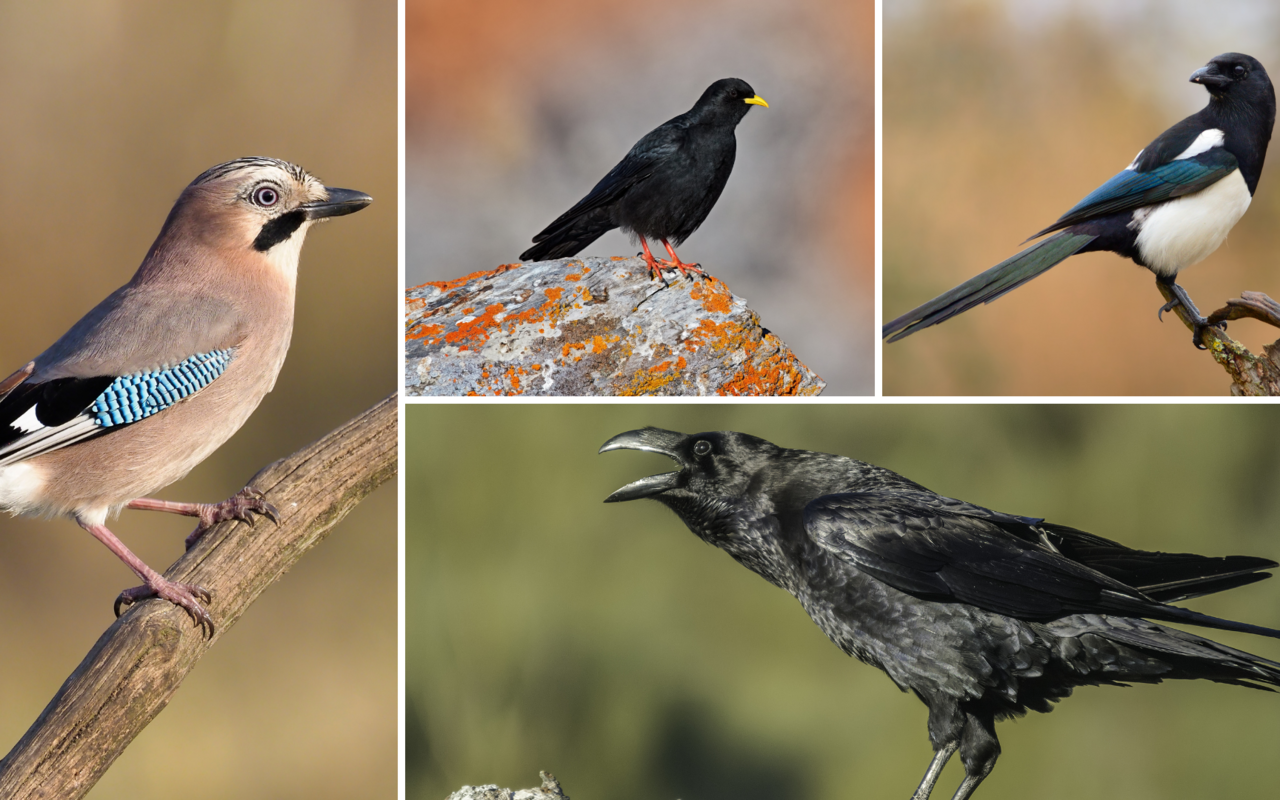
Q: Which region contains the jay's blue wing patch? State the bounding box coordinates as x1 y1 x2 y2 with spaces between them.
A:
1031 148 1239 239
0 348 235 465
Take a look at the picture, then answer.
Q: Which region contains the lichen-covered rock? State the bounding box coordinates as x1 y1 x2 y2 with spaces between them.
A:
447 772 569 800
405 257 824 396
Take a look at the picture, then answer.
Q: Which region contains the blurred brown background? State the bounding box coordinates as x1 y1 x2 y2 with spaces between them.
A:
406 0 875 395
0 2 396 797
884 0 1280 395
406 404 1280 800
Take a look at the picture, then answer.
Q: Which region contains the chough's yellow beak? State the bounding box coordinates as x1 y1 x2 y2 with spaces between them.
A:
744 95 769 108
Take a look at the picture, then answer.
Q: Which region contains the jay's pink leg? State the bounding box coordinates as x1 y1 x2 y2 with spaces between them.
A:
77 517 214 636
127 486 280 549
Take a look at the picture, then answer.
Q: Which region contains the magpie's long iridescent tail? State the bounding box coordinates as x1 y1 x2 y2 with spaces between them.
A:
884 231 1097 342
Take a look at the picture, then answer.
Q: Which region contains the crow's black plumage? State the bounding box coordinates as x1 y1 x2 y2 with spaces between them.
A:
520 78 767 278
601 428 1280 800
885 53 1276 348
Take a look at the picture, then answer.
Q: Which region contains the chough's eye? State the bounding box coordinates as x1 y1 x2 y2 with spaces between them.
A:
693 440 712 457
252 186 280 207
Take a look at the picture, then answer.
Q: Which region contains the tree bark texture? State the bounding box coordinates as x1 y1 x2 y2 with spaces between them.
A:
0 393 397 799
406 257 825 396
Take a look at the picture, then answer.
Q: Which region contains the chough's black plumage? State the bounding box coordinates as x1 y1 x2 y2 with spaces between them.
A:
601 428 1280 800
521 78 766 277
885 53 1276 347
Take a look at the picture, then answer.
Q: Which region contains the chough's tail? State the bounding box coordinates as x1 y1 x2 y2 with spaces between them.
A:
520 207 615 262
883 231 1096 342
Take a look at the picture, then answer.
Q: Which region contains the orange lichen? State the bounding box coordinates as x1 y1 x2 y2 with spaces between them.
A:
689 279 734 315
445 303 506 349
415 263 520 293
718 333 818 396
406 322 445 343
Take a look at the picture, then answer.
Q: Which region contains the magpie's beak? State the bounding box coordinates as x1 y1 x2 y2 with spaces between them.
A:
303 187 372 220
1190 64 1230 89
600 428 687 502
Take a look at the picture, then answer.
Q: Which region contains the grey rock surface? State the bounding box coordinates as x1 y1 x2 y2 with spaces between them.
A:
405 257 825 396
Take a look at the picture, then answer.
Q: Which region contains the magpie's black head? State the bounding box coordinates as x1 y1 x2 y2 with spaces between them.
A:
1191 53 1271 101
600 427 779 505
689 78 769 125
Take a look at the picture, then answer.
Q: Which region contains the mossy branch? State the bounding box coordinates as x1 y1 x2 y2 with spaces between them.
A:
1156 282 1280 395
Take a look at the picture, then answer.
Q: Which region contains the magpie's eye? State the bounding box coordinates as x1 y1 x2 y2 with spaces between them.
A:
252 186 280 207
693 440 713 457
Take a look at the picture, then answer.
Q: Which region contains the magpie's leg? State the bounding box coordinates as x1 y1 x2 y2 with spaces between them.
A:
1156 274 1222 350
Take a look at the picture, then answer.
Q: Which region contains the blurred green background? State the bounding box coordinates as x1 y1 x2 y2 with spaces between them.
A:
0 2 396 797
884 0 1280 395
407 403 1280 800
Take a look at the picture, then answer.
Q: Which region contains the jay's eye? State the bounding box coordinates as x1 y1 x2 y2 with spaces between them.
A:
252 187 280 207
693 440 712 457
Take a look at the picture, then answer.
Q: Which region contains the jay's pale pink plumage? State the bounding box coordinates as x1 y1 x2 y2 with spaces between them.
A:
0 157 370 634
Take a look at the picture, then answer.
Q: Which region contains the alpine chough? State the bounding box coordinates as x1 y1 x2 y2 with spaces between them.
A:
521 78 767 278
602 427 1280 800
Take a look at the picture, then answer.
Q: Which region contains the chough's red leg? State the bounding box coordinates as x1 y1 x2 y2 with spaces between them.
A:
660 239 705 278
638 237 666 279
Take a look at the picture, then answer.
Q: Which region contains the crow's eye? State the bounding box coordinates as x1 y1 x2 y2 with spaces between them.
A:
693 440 712 457
252 186 280 207
1234 65 1246 77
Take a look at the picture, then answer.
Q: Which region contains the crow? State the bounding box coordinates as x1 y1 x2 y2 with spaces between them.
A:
601 427 1280 800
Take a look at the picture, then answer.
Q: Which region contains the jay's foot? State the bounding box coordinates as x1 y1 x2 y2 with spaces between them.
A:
115 577 214 637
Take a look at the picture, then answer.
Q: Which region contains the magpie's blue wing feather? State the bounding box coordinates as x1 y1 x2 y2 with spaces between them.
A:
0 348 236 465
1031 148 1239 239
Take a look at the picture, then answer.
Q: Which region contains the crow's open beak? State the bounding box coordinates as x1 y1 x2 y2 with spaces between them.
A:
600 428 687 502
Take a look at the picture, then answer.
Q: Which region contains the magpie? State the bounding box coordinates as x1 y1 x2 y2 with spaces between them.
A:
885 53 1275 348
602 427 1280 800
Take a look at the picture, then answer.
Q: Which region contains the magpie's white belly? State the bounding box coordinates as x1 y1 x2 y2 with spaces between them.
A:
1134 169 1251 276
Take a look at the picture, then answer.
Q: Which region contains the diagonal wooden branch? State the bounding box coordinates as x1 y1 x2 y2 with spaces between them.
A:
1156 282 1280 395
0 392 397 799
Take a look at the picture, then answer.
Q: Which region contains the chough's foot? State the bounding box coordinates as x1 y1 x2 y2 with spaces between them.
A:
653 258 707 279
185 487 280 549
115 578 214 637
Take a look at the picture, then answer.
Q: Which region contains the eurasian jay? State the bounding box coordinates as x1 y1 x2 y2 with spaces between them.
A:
0 157 371 635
